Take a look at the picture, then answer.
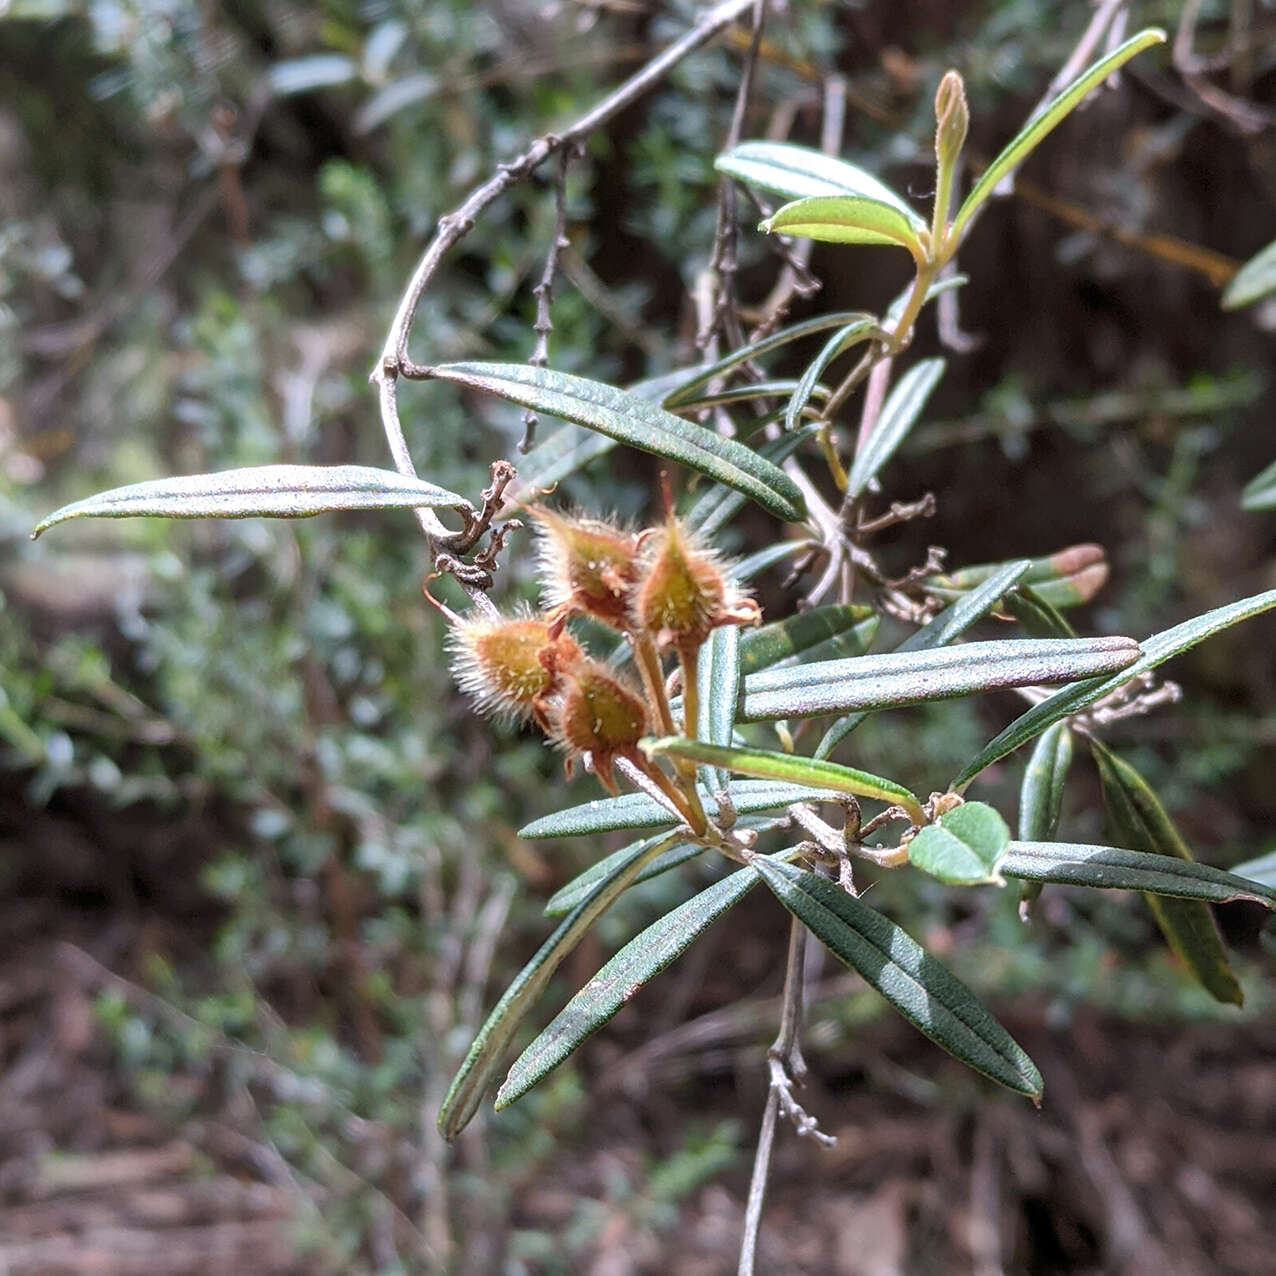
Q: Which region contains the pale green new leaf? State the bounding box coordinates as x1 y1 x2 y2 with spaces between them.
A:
642 738 924 824
908 801 1010 885
953 588 1276 791
684 426 817 538
1001 842 1276 909
740 636 1140 723
815 560 1032 758
846 358 946 498
1091 739 1242 1006
503 858 777 1107
33 464 469 537
751 859 1043 1098
1018 721 1073 840
785 318 880 432
762 195 926 256
437 833 679 1139
430 363 805 523
950 28 1168 242
1221 238 1276 310
715 141 924 229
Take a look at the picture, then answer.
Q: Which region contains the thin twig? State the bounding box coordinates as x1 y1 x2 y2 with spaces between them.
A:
520 147 579 452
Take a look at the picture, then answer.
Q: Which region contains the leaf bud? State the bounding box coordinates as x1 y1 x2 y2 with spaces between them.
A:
934 70 969 170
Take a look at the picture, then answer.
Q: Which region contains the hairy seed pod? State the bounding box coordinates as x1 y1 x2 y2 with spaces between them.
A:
530 506 640 631
551 658 648 793
449 610 580 729
636 516 759 650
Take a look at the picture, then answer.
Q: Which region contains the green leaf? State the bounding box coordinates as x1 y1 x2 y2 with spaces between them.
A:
786 318 880 432
1091 739 1242 1006
697 624 741 794
437 833 679 1139
846 358 946 498
1241 458 1276 511
683 426 817 538
715 141 924 229
762 195 926 256
545 838 705 917
953 588 1276 791
1001 841 1276 910
519 778 843 840
32 464 470 537
513 424 616 493
739 605 879 676
814 560 1034 758
1222 238 1276 310
1231 849 1276 889
734 540 810 583
661 310 876 410
1002 583 1077 639
739 636 1140 723
751 859 1043 1098
430 363 806 523
950 28 1167 242
1018 722 1073 840
668 379 819 413
928 544 1107 610
642 738 924 824
503 859 773 1107
908 801 1010 885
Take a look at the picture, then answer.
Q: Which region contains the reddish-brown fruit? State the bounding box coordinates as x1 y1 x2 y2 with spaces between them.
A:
530 506 640 631
550 658 648 793
635 516 760 649
449 611 580 729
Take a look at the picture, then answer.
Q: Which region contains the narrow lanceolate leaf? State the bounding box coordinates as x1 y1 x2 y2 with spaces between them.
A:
786 318 880 432
683 427 817 538
1001 841 1276 910
928 544 1108 611
813 560 1033 759
908 801 1010 885
752 859 1043 1099
669 379 818 413
545 838 704 917
740 636 1140 724
437 833 679 1139
950 28 1168 242
519 778 841 840
715 141 925 229
1091 739 1242 1006
762 195 926 257
430 363 805 523
1221 237 1276 310
734 540 810 583
1018 722 1073 840
846 358 946 498
1002 583 1077 639
642 738 924 824
739 605 879 676
503 858 776 1107
513 424 616 494
1232 849 1276 889
953 588 1276 791
32 465 470 537
697 625 741 794
662 311 874 409
1241 458 1276 511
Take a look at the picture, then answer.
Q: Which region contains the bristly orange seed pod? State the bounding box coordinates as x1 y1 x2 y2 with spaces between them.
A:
550 658 648 793
635 514 759 651
449 610 581 731
530 506 640 631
